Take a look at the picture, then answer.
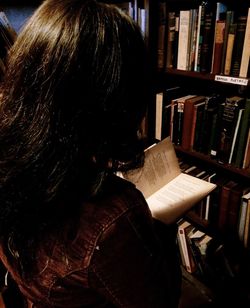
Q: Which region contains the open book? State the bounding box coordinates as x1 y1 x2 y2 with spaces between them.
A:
122 137 216 224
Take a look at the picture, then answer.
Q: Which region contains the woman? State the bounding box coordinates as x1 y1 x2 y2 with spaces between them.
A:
0 0 181 307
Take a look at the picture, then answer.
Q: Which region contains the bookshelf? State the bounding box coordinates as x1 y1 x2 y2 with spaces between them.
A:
151 0 250 180
151 0 250 306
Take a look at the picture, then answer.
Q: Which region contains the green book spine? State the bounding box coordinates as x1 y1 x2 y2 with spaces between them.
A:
220 10 235 74
217 96 245 163
234 98 250 167
231 15 247 76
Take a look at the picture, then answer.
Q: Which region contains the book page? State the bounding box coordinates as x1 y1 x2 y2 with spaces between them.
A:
123 137 216 224
147 173 216 224
123 137 181 198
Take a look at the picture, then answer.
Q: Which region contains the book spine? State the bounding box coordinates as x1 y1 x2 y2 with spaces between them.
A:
172 13 180 68
238 197 249 242
220 10 235 74
175 100 185 145
200 95 224 155
182 102 194 150
211 20 226 74
231 15 247 77
218 181 237 232
166 11 176 69
227 186 245 234
161 103 172 140
170 101 177 142
177 10 191 70
208 176 228 227
187 9 198 71
239 8 250 78
178 222 192 272
196 3 206 72
234 99 250 167
228 108 244 164
194 5 202 72
242 128 250 169
178 222 197 273
217 97 244 163
243 199 250 248
210 2 227 73
157 1 167 70
224 23 237 75
155 92 163 140
200 10 214 73
193 100 207 152
190 102 206 150
238 192 250 242
182 96 205 150
210 101 225 158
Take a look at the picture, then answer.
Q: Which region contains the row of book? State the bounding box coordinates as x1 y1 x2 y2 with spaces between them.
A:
177 218 237 284
179 161 250 249
157 1 250 78
155 86 250 170
178 218 214 275
0 11 16 77
116 1 148 38
177 217 250 305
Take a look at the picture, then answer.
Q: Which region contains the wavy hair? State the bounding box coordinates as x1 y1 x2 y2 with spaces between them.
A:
0 0 148 269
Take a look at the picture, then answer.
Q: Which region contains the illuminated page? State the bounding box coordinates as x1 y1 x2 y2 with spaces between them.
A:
123 137 181 198
123 137 216 224
147 173 216 224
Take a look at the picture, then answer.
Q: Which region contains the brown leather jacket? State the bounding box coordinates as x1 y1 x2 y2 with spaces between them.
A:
0 175 181 307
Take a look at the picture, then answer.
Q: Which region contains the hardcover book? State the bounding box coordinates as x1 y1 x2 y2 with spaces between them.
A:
242 128 250 169
228 108 244 164
227 184 250 235
172 94 195 145
187 8 198 71
217 180 238 232
231 14 247 76
238 191 250 242
177 10 191 70
208 175 229 228
243 197 250 248
181 95 206 150
217 96 245 163
194 4 202 72
121 137 216 224
172 13 180 68
177 220 197 273
195 94 224 154
223 23 237 75
166 11 176 69
220 10 235 74
169 94 194 143
199 5 215 73
155 86 183 141
209 99 226 157
157 0 167 70
239 8 250 78
211 20 226 74
211 2 227 74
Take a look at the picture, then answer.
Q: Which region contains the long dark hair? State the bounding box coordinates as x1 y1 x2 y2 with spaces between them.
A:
0 0 148 270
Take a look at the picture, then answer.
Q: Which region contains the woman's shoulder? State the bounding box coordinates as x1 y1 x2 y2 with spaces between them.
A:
70 174 151 259
83 174 148 228
98 173 148 212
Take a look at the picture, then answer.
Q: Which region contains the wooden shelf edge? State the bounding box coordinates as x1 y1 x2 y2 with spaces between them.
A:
156 68 250 87
175 146 250 180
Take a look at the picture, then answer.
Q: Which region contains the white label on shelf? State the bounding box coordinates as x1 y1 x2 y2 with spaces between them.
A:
215 75 248 86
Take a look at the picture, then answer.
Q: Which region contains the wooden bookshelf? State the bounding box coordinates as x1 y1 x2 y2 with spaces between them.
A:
151 0 250 305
